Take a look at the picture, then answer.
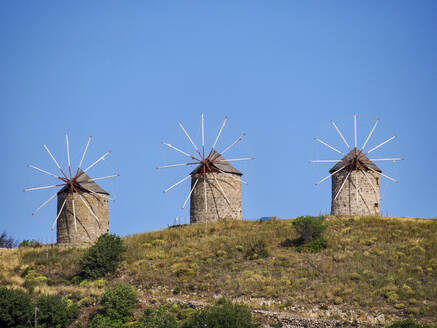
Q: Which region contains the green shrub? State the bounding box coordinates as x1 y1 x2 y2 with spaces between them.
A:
36 294 79 328
0 287 33 328
292 216 326 244
297 237 327 253
181 299 259 328
385 319 434 328
78 233 126 280
19 240 42 248
245 240 269 260
136 307 179 328
89 314 125 328
100 283 137 322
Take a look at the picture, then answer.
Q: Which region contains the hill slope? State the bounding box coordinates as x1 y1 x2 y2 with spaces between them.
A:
1 216 436 326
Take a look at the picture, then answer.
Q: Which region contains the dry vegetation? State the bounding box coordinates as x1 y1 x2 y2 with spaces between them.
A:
1 216 436 325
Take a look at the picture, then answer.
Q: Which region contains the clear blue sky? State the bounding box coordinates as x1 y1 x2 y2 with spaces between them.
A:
1 1 436 242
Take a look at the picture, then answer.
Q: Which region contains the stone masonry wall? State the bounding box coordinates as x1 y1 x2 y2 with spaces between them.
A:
331 169 380 216
190 172 242 223
57 191 109 246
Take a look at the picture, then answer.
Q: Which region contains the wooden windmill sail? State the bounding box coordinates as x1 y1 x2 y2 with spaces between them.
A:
25 134 119 245
159 114 252 223
312 115 403 216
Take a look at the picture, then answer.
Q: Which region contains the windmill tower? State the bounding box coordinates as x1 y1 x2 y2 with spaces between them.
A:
312 115 403 216
159 114 252 223
25 134 119 246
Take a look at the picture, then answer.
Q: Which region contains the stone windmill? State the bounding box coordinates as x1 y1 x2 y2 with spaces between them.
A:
312 115 403 216
25 134 119 245
159 114 252 223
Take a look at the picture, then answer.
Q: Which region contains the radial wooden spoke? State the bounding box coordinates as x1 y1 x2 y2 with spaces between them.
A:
157 162 198 169
83 151 111 173
213 174 232 208
65 133 71 178
27 164 62 180
85 174 119 182
162 142 200 161
316 164 347 186
331 120 350 150
32 192 58 216
78 136 92 169
355 171 359 207
78 194 99 223
201 113 205 156
365 136 396 155
314 138 344 155
334 170 351 200
361 119 379 151
44 144 68 178
310 160 343 163
367 167 398 183
72 198 77 232
51 198 67 230
81 186 115 201
203 175 208 212
182 178 199 209
178 121 202 157
214 167 248 185
366 158 403 162
220 133 245 156
43 144 61 170
361 169 378 196
214 157 254 163
354 114 357 148
164 174 191 193
24 184 64 192
212 117 227 150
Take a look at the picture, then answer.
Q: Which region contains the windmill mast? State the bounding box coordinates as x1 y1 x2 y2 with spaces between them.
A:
160 114 253 224
312 115 403 216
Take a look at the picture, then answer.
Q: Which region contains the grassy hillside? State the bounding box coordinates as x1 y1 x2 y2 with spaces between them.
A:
1 216 436 326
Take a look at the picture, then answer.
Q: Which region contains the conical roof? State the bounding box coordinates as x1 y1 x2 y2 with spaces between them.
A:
329 149 382 173
190 150 243 176
58 170 109 195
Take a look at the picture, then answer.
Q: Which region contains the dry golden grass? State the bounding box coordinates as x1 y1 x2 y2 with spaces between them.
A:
1 216 436 323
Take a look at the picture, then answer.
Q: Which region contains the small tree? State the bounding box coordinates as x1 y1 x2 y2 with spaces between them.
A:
292 216 326 244
89 283 137 327
36 294 79 328
78 233 126 280
100 283 137 322
181 299 259 328
0 231 17 248
0 287 33 328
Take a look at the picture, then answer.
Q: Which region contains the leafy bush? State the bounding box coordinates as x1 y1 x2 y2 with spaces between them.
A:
385 319 435 328
0 231 17 248
89 314 125 328
292 216 326 244
0 287 33 328
36 294 79 328
101 283 137 321
19 240 42 248
136 307 179 328
245 240 269 260
297 237 327 253
181 299 259 328
78 233 126 280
